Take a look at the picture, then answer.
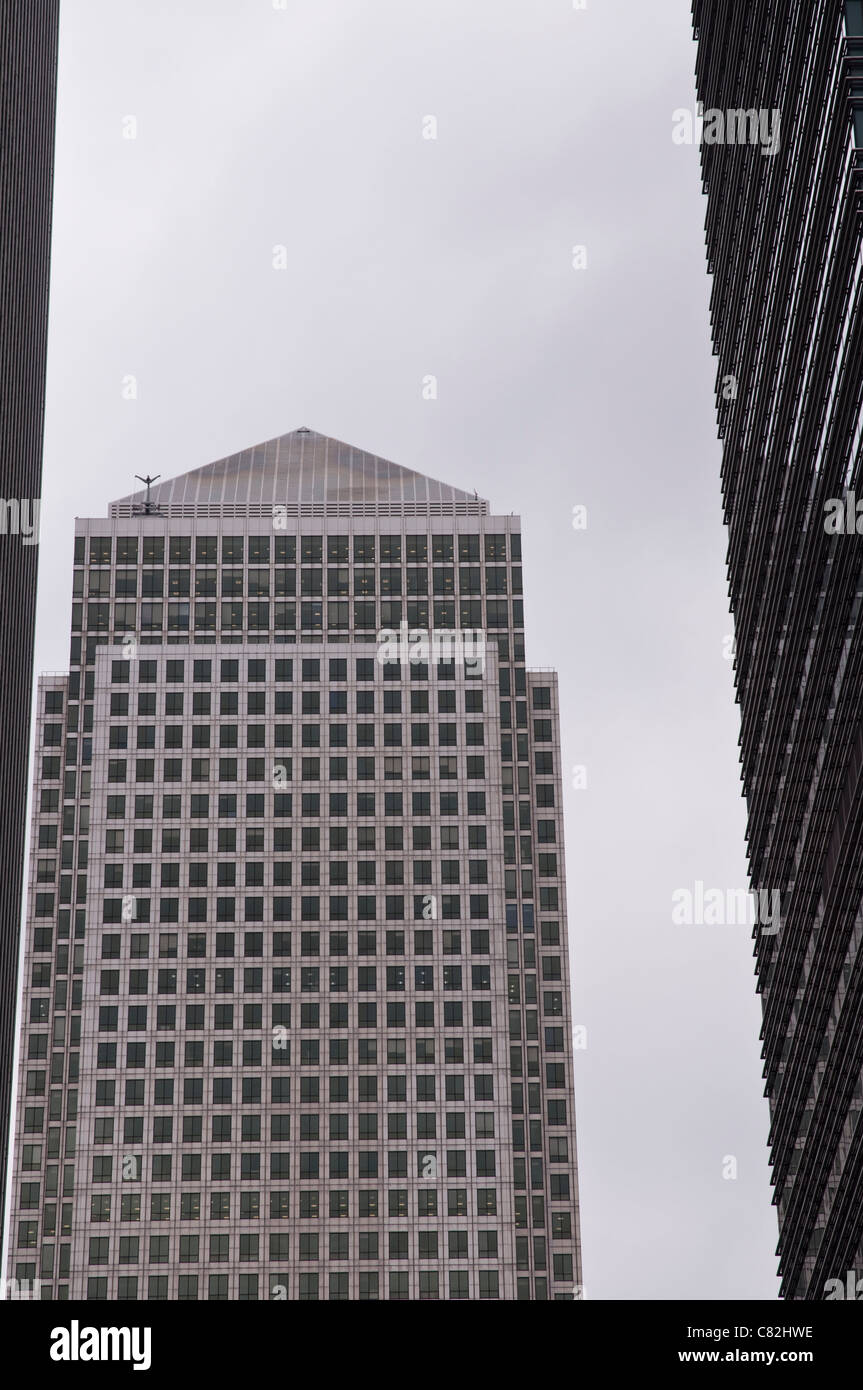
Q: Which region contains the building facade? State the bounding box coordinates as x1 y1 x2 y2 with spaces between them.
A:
693 0 863 1297
0 0 60 1227
6 429 582 1300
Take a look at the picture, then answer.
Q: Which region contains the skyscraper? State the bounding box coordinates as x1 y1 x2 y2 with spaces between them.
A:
0 0 61 1228
693 1 863 1298
6 429 582 1300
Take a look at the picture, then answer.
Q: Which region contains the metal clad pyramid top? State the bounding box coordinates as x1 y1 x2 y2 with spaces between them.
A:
109 430 489 519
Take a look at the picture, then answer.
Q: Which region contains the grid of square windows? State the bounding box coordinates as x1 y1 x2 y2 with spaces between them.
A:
11 520 579 1301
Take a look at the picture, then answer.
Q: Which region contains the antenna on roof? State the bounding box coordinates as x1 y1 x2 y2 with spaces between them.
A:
133 475 161 515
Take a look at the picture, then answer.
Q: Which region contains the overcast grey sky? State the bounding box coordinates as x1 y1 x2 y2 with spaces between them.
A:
35 0 779 1298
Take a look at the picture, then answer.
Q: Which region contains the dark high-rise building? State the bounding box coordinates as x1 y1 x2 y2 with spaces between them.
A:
0 0 60 1226
5 430 582 1300
693 1 863 1298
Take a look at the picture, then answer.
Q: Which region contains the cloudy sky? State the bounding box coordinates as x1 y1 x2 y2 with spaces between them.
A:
35 0 779 1298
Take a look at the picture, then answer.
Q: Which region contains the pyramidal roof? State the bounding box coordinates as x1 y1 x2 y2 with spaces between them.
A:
109 429 489 520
